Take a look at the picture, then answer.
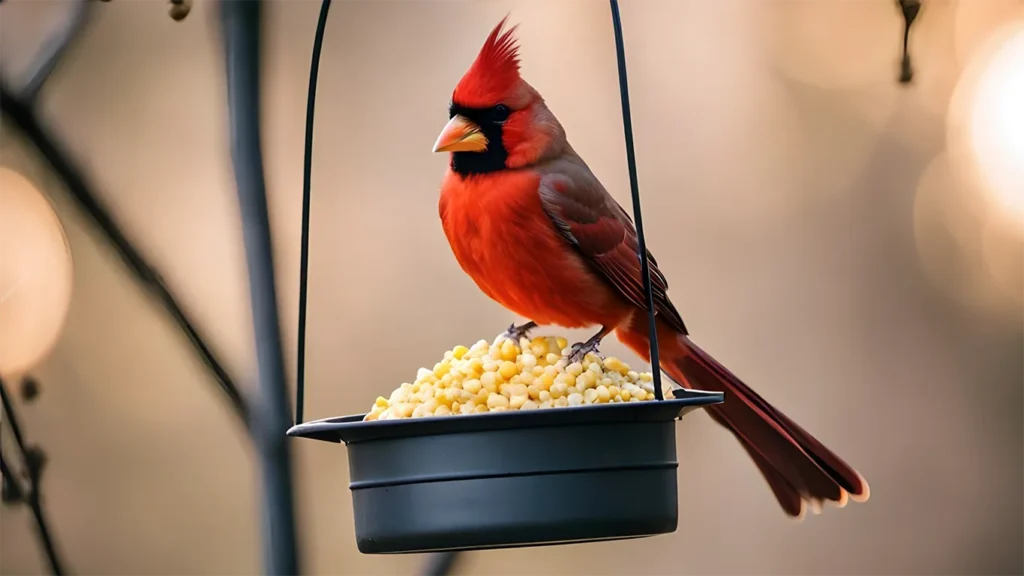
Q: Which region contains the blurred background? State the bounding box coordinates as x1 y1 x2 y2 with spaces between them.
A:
0 0 1021 574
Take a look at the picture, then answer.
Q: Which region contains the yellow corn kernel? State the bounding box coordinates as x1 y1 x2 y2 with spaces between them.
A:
434 358 450 377
537 372 554 390
443 388 460 404
499 361 519 381
480 372 498 392
508 383 528 398
366 334 659 419
475 389 490 405
550 382 568 399
487 393 510 409
603 357 625 374
463 379 482 394
500 339 518 361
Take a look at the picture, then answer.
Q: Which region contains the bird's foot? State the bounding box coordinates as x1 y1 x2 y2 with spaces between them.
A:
497 321 538 344
568 339 604 364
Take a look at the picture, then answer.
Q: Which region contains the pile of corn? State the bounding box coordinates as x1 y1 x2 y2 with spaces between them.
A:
364 334 666 421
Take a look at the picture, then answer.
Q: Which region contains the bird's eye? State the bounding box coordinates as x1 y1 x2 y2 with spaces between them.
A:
492 104 510 123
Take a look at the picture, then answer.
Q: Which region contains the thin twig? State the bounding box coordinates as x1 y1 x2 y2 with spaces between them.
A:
1 377 66 575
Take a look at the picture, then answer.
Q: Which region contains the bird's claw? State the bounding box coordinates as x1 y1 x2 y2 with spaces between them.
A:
568 340 603 364
497 321 536 345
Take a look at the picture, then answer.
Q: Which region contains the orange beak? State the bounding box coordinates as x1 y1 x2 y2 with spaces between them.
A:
432 115 488 153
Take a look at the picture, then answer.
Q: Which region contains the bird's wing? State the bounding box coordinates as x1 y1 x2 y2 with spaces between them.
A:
536 158 688 335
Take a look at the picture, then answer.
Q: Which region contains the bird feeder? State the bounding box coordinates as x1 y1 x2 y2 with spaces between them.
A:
285 0 725 554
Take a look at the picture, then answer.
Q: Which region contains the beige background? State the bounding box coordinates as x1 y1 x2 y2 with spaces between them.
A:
1 0 1022 574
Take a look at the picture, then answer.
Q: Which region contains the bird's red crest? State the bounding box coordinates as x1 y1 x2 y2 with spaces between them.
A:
453 16 522 108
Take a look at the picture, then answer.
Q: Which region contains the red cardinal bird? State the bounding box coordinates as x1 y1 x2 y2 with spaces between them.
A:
433 17 869 518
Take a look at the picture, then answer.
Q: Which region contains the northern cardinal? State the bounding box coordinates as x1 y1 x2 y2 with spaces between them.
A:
433 17 868 518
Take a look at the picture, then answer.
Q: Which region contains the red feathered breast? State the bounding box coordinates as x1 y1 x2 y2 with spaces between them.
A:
438 168 630 329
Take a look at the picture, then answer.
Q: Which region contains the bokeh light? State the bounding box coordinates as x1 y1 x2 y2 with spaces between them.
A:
968 26 1024 222
923 16 1024 321
954 0 1024 67
0 166 74 377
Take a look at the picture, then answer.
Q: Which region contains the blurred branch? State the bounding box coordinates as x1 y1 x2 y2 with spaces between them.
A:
897 0 922 84
218 1 299 574
422 552 461 576
21 0 93 102
0 83 251 429
0 377 66 575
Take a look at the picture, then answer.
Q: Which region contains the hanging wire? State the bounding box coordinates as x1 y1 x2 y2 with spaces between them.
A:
609 0 664 401
295 0 332 427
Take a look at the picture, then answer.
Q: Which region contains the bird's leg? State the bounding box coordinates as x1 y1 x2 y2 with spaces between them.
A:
498 321 538 343
568 325 614 364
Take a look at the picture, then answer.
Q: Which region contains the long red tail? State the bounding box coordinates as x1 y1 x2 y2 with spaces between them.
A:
617 317 869 518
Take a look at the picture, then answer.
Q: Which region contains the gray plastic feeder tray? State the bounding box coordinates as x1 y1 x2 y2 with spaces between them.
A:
287 388 724 554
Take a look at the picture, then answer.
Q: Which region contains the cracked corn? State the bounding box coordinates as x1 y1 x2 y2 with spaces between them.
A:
364 335 665 421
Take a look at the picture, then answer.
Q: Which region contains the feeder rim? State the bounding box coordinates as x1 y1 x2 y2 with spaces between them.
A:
286 388 724 444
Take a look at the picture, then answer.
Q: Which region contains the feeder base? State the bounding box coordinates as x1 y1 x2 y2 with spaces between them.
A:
288 391 724 554
353 467 677 554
